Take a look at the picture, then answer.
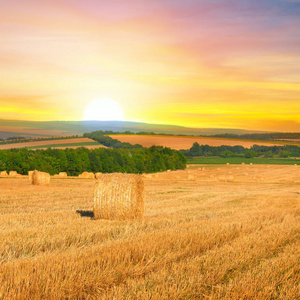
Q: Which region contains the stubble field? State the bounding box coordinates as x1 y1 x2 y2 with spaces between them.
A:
0 165 299 299
109 135 285 149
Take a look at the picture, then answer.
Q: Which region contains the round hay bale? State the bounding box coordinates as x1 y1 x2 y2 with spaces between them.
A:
94 173 144 220
227 175 235 182
31 170 50 185
9 171 18 177
0 171 8 177
28 170 34 181
250 163 253 165
218 176 226 182
226 163 230 165
95 172 102 179
58 172 67 177
241 162 245 165
79 172 95 179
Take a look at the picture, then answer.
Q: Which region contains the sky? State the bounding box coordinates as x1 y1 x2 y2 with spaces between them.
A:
0 0 300 131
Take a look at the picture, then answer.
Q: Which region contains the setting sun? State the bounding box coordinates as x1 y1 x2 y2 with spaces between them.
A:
83 99 124 121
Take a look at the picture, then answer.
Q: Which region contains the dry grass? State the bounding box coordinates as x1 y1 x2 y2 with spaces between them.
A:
0 165 299 299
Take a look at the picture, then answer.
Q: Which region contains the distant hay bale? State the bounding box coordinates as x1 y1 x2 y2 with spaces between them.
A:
58 172 67 177
241 162 245 165
218 175 235 182
250 163 253 165
9 171 18 177
167 170 171 173
218 176 226 182
227 175 235 182
188 175 195 180
226 163 230 165
31 170 50 185
95 172 102 179
201 167 205 171
0 171 8 177
79 172 95 179
28 170 34 181
143 174 152 179
94 173 144 220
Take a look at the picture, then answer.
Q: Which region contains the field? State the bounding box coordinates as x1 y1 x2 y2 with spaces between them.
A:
188 157 300 165
109 135 288 150
0 165 299 299
0 138 105 150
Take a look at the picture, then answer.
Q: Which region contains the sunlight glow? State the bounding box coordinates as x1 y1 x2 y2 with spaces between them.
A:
83 99 124 121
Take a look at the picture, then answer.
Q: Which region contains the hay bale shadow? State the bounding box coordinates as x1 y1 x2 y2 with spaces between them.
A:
76 210 94 219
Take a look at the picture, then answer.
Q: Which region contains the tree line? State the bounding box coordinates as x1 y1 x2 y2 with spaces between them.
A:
181 143 300 158
0 146 186 176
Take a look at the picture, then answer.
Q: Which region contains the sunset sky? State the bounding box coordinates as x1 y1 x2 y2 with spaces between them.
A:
0 0 300 131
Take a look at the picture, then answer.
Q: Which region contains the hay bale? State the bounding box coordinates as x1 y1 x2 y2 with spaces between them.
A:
250 163 253 165
28 170 34 181
218 176 226 182
79 172 95 179
226 163 230 165
0 171 8 177
95 172 102 179
58 172 67 177
94 173 144 220
9 171 18 177
188 175 195 180
31 170 50 185
241 162 245 165
227 175 235 182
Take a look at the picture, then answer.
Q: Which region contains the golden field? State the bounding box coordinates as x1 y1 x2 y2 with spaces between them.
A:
0 138 105 150
109 135 285 150
0 165 299 299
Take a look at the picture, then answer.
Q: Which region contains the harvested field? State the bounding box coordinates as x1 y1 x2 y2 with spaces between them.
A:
0 165 299 299
110 135 284 150
0 138 104 150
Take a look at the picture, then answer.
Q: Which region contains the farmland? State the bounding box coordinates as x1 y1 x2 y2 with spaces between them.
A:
0 164 299 299
0 138 104 150
109 135 289 150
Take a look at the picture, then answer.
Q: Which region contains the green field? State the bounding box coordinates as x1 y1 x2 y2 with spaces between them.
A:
27 141 100 149
187 157 299 165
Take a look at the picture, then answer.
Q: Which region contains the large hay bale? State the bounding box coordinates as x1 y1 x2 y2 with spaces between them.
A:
94 173 144 220
31 170 50 185
0 171 8 177
9 171 18 177
58 172 67 177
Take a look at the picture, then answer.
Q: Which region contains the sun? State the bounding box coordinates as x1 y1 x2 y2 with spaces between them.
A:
83 99 124 121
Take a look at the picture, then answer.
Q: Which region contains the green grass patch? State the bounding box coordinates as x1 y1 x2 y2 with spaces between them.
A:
187 157 299 165
27 141 100 149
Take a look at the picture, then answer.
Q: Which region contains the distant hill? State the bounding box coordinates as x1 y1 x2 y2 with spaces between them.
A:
0 119 270 139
